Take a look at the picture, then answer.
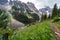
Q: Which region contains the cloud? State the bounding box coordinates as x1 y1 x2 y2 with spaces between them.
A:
19 0 60 9
19 0 45 9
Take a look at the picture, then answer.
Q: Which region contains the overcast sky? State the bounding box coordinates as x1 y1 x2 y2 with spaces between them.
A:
18 0 60 9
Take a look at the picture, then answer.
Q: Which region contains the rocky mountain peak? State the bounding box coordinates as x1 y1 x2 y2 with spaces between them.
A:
39 6 52 13
0 0 8 5
27 2 39 13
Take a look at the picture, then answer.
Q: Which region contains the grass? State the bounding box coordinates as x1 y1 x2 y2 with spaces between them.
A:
9 21 56 40
51 18 60 28
55 21 60 28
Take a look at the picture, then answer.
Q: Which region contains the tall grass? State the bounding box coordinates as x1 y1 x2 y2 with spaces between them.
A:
9 21 56 40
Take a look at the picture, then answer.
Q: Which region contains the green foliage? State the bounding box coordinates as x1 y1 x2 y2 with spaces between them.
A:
52 4 58 18
0 9 10 40
0 10 9 28
58 9 60 16
52 20 60 28
53 18 60 22
9 21 56 40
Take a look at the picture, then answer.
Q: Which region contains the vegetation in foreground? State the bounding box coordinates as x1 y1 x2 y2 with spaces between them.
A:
9 21 56 40
0 0 60 40
54 20 60 29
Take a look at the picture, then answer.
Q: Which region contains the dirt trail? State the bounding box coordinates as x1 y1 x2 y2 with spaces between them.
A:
49 22 60 40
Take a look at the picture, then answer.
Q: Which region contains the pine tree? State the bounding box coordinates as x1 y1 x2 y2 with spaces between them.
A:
52 4 58 18
58 8 60 17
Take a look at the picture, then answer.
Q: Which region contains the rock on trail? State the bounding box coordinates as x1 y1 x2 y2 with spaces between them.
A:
9 18 25 29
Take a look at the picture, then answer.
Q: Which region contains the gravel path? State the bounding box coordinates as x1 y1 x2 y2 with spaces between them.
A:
49 22 60 40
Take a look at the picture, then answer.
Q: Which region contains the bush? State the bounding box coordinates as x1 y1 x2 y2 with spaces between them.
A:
0 9 10 40
0 10 9 28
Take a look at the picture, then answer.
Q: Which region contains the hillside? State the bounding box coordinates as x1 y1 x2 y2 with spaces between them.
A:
9 21 56 40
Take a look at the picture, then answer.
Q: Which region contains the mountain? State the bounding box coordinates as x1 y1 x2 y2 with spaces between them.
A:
9 0 40 14
9 0 41 22
0 0 8 5
9 0 31 13
39 6 52 13
39 6 52 18
0 4 11 11
26 2 41 21
26 2 39 13
0 0 40 13
0 0 11 11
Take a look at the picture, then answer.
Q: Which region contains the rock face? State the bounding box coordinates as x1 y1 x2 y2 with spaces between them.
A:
0 0 8 5
0 0 11 11
9 0 30 13
9 0 39 13
26 2 41 21
27 2 39 13
0 4 11 11
9 0 41 21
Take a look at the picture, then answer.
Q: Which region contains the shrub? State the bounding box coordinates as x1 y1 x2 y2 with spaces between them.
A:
0 9 10 40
